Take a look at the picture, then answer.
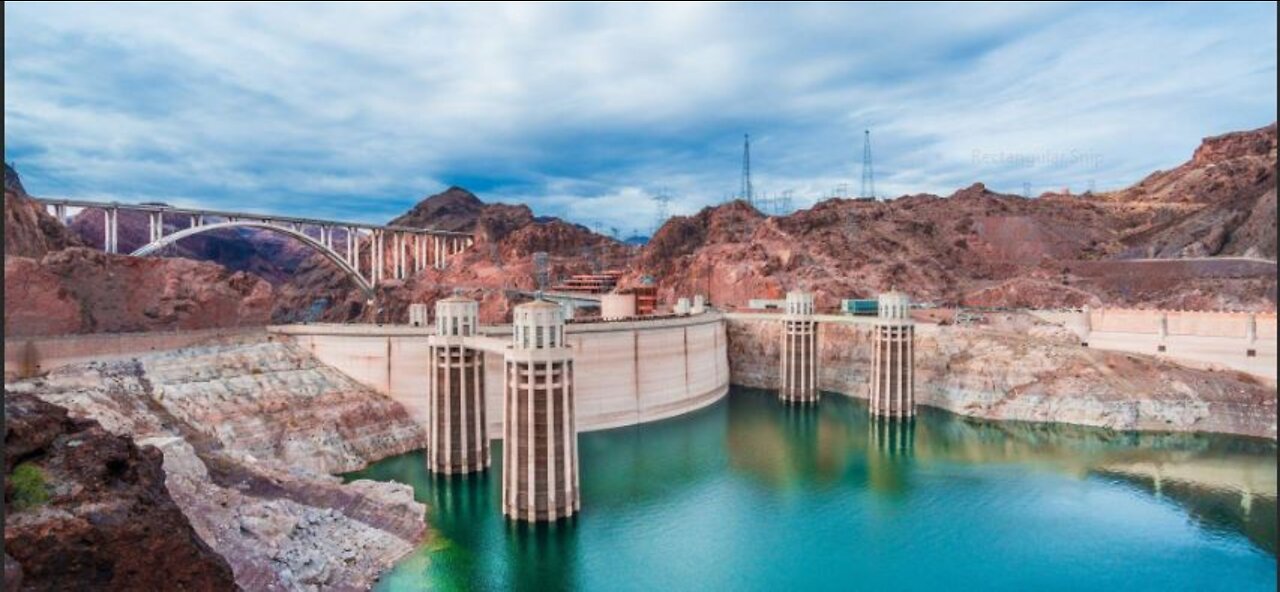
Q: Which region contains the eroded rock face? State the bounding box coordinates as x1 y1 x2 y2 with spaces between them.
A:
633 125 1278 312
388 186 487 232
6 339 430 591
3 392 238 590
4 182 83 259
726 316 1277 439
4 248 274 337
1098 122 1277 260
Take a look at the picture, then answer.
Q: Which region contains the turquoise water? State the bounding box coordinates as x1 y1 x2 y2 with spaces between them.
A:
347 387 1277 591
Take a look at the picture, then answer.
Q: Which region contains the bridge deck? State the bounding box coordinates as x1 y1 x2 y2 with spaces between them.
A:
33 195 472 236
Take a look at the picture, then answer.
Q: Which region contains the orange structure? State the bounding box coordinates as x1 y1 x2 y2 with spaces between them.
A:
553 270 624 294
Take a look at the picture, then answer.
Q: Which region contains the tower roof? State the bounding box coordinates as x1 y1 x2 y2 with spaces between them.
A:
517 299 561 311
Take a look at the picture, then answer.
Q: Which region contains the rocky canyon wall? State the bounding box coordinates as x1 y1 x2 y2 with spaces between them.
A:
726 315 1277 439
4 392 237 590
5 338 430 591
4 248 275 338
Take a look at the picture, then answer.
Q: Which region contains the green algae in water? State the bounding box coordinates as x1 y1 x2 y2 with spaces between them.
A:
347 387 1277 591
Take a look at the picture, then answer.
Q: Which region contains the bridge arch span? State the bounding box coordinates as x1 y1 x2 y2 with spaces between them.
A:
130 220 374 298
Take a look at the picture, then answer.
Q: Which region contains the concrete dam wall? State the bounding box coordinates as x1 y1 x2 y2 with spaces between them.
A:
1030 308 1277 381
270 313 730 435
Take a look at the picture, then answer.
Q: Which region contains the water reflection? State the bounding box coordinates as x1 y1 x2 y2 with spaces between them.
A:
723 388 1275 551
505 520 579 592
348 387 1277 591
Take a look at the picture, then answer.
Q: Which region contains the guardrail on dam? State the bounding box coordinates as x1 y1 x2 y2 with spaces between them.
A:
268 311 731 434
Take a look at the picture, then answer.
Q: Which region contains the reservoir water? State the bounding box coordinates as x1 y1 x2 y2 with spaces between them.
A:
346 387 1277 591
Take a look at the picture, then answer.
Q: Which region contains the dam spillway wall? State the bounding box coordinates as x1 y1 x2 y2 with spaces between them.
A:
270 313 730 435
1029 308 1276 381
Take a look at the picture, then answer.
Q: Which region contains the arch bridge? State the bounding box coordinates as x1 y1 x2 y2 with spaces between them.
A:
35 198 474 299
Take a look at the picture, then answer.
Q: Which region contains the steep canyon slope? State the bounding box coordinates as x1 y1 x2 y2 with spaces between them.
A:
5 338 430 590
633 123 1277 311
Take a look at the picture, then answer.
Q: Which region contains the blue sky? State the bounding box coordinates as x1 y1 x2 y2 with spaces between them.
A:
4 2 1276 235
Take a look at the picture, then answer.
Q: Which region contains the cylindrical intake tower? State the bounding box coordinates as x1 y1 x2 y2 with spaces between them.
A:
870 291 914 418
780 291 819 404
502 299 579 521
426 296 488 474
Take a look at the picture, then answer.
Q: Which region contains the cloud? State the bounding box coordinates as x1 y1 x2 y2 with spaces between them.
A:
4 2 1276 231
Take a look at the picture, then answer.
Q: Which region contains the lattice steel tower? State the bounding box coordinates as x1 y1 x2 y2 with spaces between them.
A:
861 129 875 199
652 188 672 235
741 134 754 206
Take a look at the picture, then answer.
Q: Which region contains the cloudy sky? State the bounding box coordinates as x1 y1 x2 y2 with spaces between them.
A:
5 2 1276 235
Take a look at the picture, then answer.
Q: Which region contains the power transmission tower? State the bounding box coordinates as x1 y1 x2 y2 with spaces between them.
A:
652 188 672 235
533 251 549 298
1023 182 1031 198
741 134 753 206
860 129 875 199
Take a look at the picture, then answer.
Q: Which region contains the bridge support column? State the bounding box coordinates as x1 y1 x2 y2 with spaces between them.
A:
391 232 399 280
870 291 915 418
411 234 419 272
373 230 381 285
780 291 819 404
427 297 489 475
148 211 165 243
104 207 119 254
397 232 406 279
503 299 579 522
345 228 355 266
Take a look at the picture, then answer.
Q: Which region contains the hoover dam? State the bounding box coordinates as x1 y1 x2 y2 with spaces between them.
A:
5 5 1277 585
270 311 731 435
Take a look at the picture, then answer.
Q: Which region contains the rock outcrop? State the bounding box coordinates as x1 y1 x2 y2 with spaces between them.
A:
388 185 487 232
634 124 1277 312
6 338 430 591
5 248 275 338
1100 123 1277 260
726 315 1277 439
3 392 238 590
4 165 83 259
